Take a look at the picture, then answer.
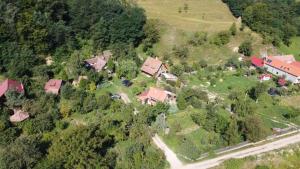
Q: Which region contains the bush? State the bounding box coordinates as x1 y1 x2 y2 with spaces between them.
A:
188 32 207 46
56 121 69 130
238 40 252 56
212 31 231 46
172 46 189 58
190 112 206 126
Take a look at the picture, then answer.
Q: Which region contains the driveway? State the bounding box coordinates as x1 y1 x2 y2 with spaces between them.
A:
119 92 131 104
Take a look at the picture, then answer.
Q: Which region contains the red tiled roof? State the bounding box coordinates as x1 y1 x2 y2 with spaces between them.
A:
251 56 264 67
265 56 300 77
141 57 164 76
259 74 272 79
138 87 169 103
291 61 300 67
9 109 29 122
44 79 62 95
0 79 24 97
272 55 295 63
85 51 112 71
85 57 108 71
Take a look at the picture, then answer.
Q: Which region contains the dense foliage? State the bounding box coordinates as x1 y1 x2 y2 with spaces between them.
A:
0 1 167 169
223 0 300 45
0 0 146 79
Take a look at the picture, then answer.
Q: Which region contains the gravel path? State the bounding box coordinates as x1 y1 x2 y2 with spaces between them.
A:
153 132 300 169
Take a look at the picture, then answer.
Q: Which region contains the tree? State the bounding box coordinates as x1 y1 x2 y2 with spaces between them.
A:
243 115 269 142
249 82 268 101
224 118 240 145
117 60 138 80
190 111 206 126
230 23 237 36
143 20 160 52
0 136 43 169
177 94 188 110
97 92 112 110
183 3 189 13
238 40 252 56
188 32 207 46
46 125 116 169
4 90 25 109
171 65 184 76
212 31 231 46
173 46 189 58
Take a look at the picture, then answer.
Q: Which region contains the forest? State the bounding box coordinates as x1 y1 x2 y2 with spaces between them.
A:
222 0 300 46
0 0 166 169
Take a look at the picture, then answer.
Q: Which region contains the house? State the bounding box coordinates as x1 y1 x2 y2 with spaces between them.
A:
137 87 176 105
161 73 178 81
44 79 63 95
9 109 29 123
141 57 167 78
259 74 272 81
251 56 264 68
264 55 300 83
84 50 112 72
0 79 24 97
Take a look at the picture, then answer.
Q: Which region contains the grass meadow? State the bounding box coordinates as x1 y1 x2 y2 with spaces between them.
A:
135 0 236 32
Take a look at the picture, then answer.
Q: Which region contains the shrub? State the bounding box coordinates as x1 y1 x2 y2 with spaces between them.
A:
238 40 252 56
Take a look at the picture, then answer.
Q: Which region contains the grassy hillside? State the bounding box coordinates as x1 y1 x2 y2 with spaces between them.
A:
136 0 274 65
135 0 236 32
279 37 300 60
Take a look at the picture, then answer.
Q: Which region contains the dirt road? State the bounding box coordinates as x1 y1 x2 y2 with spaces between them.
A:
152 135 183 169
119 92 131 104
153 133 300 169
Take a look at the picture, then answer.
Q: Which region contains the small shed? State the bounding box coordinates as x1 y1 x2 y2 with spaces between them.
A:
10 109 29 123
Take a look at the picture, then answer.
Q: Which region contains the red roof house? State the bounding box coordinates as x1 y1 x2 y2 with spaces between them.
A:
273 55 295 63
85 50 112 72
0 79 24 97
259 74 272 81
251 56 264 68
44 79 63 95
9 109 29 123
141 57 167 77
137 87 175 105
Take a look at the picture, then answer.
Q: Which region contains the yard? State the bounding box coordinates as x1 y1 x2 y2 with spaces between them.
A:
95 74 156 105
160 108 231 161
208 74 258 95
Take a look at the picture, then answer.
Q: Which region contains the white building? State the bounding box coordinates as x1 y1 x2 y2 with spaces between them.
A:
264 55 300 83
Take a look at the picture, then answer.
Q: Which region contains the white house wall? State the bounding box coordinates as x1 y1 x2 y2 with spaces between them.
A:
264 64 299 83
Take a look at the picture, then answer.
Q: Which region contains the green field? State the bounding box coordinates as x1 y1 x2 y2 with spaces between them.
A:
279 37 300 60
136 0 236 32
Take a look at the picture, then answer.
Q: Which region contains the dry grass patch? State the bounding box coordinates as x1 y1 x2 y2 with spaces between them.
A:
135 0 236 32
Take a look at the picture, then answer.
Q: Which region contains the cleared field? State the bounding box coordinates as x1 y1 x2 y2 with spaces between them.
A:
135 0 236 32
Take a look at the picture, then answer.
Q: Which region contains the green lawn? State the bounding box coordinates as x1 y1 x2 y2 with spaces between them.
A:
208 74 258 95
95 74 156 105
160 108 230 160
279 37 300 60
